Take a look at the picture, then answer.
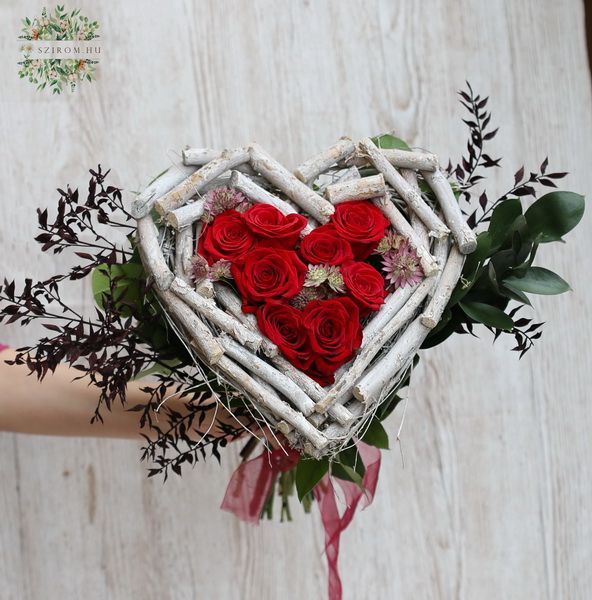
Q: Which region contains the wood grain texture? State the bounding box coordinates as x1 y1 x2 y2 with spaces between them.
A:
1 1 591 598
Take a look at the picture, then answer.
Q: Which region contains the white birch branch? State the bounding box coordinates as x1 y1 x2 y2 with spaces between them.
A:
166 199 205 230
219 335 317 417
249 143 335 224
353 316 431 404
155 147 250 216
359 138 449 238
421 169 478 254
421 245 465 329
170 278 262 352
293 137 356 183
136 215 174 291
325 173 386 204
132 163 197 219
182 147 257 176
215 355 328 450
380 148 439 171
156 287 224 364
212 283 278 357
174 226 194 284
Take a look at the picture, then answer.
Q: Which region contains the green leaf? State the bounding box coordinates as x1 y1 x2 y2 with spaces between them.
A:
503 267 571 295
91 262 144 313
488 198 523 250
360 419 389 449
295 458 328 501
331 462 364 487
525 191 584 243
459 301 514 331
371 133 411 151
499 284 532 306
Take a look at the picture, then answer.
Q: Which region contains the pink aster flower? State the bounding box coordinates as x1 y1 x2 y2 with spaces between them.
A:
202 187 249 221
381 242 424 289
190 254 209 283
209 259 232 282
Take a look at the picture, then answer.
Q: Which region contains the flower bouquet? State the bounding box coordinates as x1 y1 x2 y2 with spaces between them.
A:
0 84 584 599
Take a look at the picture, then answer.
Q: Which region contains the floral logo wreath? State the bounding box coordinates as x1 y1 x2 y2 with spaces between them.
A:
18 6 100 94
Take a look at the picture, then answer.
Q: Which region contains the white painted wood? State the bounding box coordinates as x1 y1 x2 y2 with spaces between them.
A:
1 1 591 598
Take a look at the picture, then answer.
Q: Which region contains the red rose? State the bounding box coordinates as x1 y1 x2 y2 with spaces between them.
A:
298 224 354 265
231 247 307 313
256 301 312 370
198 210 256 264
302 297 362 385
243 204 308 247
330 200 390 259
341 261 386 316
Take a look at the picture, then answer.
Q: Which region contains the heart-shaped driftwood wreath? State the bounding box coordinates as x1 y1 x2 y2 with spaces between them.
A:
131 137 477 458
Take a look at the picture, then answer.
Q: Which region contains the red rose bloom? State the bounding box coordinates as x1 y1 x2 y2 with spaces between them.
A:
231 247 307 313
298 224 354 265
256 301 312 370
198 210 256 264
341 261 386 316
243 204 308 247
330 200 390 259
302 297 363 385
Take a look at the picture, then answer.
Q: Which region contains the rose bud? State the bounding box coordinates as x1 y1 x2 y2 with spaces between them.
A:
231 247 307 313
298 224 354 266
243 204 308 247
330 200 390 260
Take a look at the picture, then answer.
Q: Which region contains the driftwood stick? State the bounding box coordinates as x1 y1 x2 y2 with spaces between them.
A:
215 355 328 450
136 216 174 291
156 287 224 364
359 138 449 238
325 173 386 204
372 196 439 276
155 147 250 216
317 165 361 195
308 402 366 457
403 169 431 247
229 170 298 217
421 245 465 329
182 147 257 176
182 147 220 165
211 287 352 425
166 199 205 230
249 143 335 224
174 226 194 284
353 316 431 404
170 278 262 352
293 137 356 183
192 221 214 298
380 148 439 171
421 169 477 254
314 277 435 414
218 335 317 417
132 164 197 219
213 283 277 357
411 212 430 248
362 282 420 342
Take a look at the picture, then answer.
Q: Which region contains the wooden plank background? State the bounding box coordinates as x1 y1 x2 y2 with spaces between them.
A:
1 1 591 598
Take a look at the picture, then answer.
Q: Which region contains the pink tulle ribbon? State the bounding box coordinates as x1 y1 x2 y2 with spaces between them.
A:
221 441 381 600
221 446 300 523
0 344 9 353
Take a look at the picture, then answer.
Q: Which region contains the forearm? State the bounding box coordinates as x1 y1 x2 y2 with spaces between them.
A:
0 348 237 440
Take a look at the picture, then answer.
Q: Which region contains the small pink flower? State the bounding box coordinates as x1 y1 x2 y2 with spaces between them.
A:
209 259 232 282
203 187 249 221
190 254 209 283
381 242 424 289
